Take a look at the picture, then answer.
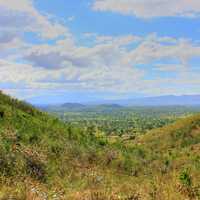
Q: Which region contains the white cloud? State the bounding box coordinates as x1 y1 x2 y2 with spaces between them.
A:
23 35 138 69
1 0 200 98
92 0 200 18
0 56 144 93
0 0 69 40
2 33 200 95
0 31 146 92
123 35 200 67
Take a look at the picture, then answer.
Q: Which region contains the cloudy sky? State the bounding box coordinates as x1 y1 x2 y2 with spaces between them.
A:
1 0 200 103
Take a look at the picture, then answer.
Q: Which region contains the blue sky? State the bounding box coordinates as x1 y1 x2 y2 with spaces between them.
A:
1 0 200 104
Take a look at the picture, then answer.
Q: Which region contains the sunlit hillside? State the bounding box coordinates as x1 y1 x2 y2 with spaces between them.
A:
0 91 200 199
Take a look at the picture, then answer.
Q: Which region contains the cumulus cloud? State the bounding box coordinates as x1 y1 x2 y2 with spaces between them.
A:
2 31 200 95
23 35 139 69
0 56 144 93
0 0 73 63
1 0 200 98
92 0 200 18
123 36 200 67
0 0 69 40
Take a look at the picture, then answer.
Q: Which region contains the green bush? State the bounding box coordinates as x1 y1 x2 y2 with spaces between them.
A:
179 169 192 187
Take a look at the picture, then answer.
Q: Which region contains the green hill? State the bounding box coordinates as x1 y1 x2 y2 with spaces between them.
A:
0 91 200 199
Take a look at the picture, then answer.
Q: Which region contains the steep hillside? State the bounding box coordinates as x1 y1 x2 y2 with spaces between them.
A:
0 91 144 199
1 91 200 199
133 114 200 199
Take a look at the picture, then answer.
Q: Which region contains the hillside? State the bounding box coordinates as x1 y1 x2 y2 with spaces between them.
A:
1 91 200 199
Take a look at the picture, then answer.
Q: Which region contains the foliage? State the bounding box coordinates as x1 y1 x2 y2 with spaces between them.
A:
179 169 192 187
0 91 200 199
47 104 200 136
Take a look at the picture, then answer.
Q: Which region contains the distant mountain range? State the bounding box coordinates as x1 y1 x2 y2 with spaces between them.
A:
36 95 200 109
116 95 200 106
59 103 123 112
82 95 200 106
60 103 123 110
61 103 86 109
41 103 124 112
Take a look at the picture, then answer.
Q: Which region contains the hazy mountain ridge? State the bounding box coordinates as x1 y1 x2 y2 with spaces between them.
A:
42 103 124 112
98 95 200 106
127 95 200 106
35 95 200 108
62 102 86 107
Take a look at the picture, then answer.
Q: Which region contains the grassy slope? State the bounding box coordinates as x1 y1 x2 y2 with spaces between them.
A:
0 91 200 199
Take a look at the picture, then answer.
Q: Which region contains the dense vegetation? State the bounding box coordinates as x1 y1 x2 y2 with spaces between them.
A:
46 104 200 136
1 91 200 199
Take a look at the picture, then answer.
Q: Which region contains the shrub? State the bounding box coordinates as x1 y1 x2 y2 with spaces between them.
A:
26 157 46 182
179 169 192 187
